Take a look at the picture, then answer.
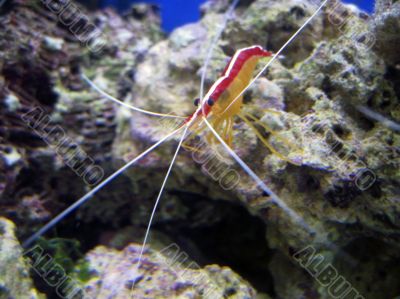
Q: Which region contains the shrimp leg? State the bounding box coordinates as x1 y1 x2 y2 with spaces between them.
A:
243 112 303 156
202 116 314 232
238 113 300 165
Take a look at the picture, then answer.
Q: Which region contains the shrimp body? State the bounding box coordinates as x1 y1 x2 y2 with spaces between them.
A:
185 45 301 165
187 45 272 145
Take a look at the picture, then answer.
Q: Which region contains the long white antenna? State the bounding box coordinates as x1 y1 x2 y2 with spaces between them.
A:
134 125 190 266
200 0 359 264
129 2 242 296
82 74 185 119
200 0 240 101
202 117 314 232
202 116 357 266
222 0 329 115
198 0 330 234
357 105 400 132
130 0 241 279
131 97 205 298
23 126 184 248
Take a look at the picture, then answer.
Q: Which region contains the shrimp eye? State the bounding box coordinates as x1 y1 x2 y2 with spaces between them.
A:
207 98 215 106
194 98 200 106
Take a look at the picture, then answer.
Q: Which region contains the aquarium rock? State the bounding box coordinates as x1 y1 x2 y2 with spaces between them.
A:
76 243 256 299
0 217 45 299
0 0 399 298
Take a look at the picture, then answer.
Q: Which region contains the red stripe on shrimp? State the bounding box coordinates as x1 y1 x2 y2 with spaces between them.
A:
186 45 272 122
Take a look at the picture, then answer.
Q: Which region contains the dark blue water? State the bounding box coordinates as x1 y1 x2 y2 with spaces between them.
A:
100 0 374 32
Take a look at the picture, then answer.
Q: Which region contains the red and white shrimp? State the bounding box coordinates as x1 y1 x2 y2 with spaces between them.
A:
22 1 334 297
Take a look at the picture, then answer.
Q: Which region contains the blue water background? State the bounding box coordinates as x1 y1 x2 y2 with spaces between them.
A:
100 0 374 32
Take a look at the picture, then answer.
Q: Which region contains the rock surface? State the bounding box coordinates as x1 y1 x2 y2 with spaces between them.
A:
0 217 44 299
0 0 399 298
76 244 256 299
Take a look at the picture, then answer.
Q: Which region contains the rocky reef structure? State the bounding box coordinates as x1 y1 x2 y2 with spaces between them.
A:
76 244 256 298
120 1 400 296
0 0 399 298
0 217 45 298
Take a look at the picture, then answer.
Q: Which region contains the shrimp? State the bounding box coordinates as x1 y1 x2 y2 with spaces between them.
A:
133 0 336 284
184 45 302 164
21 0 345 297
